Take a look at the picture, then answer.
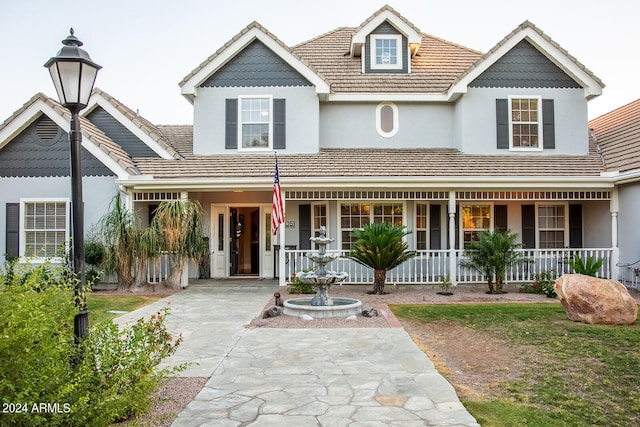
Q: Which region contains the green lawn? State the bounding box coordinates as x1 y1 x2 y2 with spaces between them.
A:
87 294 163 325
390 303 640 427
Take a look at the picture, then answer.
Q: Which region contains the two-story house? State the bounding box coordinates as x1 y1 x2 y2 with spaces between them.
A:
1 5 622 286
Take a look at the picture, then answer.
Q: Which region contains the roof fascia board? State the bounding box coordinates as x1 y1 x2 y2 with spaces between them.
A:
448 27 604 100
84 94 175 159
180 27 330 99
0 102 43 151
116 175 615 190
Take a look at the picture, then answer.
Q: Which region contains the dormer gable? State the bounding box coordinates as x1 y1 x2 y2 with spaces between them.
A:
180 22 330 102
350 5 422 58
449 21 604 100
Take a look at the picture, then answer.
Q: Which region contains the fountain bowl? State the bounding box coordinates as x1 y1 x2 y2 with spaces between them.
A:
283 297 362 318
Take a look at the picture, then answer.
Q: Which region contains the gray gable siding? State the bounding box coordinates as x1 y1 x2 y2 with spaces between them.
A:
0 115 113 177
364 21 409 74
86 107 158 157
201 40 312 88
470 40 580 88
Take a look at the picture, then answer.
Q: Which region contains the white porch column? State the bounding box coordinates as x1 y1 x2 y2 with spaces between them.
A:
611 188 620 280
181 192 189 288
448 191 457 286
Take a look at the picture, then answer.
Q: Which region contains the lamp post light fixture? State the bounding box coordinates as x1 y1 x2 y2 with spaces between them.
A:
44 28 101 340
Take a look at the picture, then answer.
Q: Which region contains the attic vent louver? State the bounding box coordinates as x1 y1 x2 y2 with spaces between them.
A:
36 117 59 141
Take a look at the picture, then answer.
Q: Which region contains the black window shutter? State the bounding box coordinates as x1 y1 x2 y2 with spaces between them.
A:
6 203 19 259
542 99 555 149
494 205 508 233
496 99 509 149
429 204 441 250
273 99 286 150
521 205 536 249
225 98 238 149
569 204 583 248
299 204 311 250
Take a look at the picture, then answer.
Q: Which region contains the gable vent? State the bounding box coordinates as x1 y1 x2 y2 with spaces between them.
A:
36 117 59 141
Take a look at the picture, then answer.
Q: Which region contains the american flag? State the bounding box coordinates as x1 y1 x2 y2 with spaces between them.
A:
272 157 285 235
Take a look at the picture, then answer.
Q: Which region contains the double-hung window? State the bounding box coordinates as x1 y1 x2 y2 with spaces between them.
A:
239 96 272 150
370 34 402 70
20 199 69 261
509 96 543 150
461 204 492 248
340 202 404 250
537 204 568 248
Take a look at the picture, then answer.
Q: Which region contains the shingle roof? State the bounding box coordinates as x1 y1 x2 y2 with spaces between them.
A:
590 98 640 173
133 140 604 180
292 27 482 93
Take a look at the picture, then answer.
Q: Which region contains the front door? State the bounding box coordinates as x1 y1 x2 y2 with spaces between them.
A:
210 206 227 278
210 203 274 278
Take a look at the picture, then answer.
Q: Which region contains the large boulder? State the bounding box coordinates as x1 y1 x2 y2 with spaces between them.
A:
554 274 638 325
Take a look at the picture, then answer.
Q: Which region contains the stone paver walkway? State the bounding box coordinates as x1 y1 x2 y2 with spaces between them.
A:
116 280 479 426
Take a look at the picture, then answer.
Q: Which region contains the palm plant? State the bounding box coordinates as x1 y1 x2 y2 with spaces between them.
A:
152 199 207 290
565 253 603 277
100 193 140 290
347 222 416 295
461 229 529 294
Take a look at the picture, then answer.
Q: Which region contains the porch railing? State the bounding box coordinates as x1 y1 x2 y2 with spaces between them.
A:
282 248 613 285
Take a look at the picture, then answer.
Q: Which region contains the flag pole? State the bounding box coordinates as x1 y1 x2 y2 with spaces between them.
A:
272 153 287 286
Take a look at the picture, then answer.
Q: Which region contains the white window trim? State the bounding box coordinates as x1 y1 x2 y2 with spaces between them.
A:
370 34 403 70
338 201 407 249
459 203 494 248
415 202 429 251
535 202 569 249
376 102 399 137
508 95 543 152
311 202 329 246
237 95 273 151
19 198 70 263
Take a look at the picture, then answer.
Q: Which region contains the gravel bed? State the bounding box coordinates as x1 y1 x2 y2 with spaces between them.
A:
251 283 558 328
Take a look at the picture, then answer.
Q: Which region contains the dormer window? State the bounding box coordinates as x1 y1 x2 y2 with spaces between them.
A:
370 34 403 70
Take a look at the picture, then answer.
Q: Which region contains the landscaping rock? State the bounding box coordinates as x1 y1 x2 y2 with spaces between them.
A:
554 274 638 325
262 306 283 319
361 306 379 317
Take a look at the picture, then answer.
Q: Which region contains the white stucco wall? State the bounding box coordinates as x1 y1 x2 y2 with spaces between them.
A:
0 176 120 265
319 102 454 149
454 87 589 154
193 86 320 154
617 182 640 266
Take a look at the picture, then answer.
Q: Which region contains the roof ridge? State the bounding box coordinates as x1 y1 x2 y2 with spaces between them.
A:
292 26 354 49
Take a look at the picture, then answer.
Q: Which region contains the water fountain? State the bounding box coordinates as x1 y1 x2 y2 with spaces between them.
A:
283 227 362 318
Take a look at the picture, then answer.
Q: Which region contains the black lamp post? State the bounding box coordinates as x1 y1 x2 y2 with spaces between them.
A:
44 28 101 340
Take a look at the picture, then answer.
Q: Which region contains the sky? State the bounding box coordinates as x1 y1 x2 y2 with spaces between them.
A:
1 0 638 125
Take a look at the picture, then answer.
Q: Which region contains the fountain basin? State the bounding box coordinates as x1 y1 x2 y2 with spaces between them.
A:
283 297 362 319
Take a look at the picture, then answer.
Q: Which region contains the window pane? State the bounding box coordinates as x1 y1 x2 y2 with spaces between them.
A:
380 106 394 133
376 38 397 65
240 97 270 149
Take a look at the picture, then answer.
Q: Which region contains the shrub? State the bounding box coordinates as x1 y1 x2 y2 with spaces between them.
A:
0 262 184 426
288 272 314 294
522 270 557 298
565 253 603 277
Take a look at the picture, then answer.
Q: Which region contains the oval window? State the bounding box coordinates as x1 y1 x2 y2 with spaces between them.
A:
376 102 398 137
